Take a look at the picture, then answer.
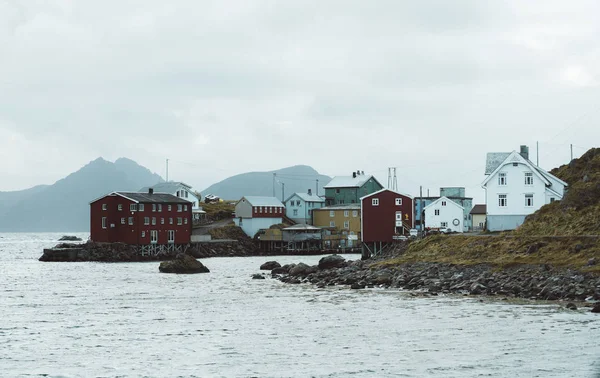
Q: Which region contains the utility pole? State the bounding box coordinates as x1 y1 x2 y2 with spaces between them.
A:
166 158 169 182
571 144 573 161
387 168 391 189
282 182 285 202
419 186 424 237
316 179 319 196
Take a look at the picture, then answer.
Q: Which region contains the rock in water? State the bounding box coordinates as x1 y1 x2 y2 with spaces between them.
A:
318 254 346 270
592 304 600 313
260 261 281 270
566 302 577 310
159 254 210 274
58 235 83 242
252 274 266 280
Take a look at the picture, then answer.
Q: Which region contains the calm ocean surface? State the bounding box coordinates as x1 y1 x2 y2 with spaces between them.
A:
0 233 599 378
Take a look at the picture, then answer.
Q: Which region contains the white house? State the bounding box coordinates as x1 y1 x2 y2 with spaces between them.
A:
481 146 567 231
140 182 205 222
233 196 285 238
423 196 465 233
284 189 325 225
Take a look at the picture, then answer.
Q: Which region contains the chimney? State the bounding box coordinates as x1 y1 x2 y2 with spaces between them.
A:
519 145 529 160
149 188 154 195
352 172 357 178
308 189 312 196
361 171 364 175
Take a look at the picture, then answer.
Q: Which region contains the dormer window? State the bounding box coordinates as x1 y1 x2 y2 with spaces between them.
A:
498 172 507 186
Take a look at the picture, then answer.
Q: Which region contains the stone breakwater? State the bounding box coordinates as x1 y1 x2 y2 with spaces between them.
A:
39 242 173 262
270 255 600 305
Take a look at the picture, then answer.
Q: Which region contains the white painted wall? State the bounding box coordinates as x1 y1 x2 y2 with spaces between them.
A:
235 198 253 218
233 217 283 238
424 198 464 233
285 194 325 224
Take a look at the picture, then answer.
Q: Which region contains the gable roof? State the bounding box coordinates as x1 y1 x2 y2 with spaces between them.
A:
240 196 284 207
284 192 325 203
485 153 511 175
423 196 464 211
483 151 568 188
316 204 361 211
470 204 486 215
139 181 194 194
324 174 383 189
360 188 414 201
91 191 191 204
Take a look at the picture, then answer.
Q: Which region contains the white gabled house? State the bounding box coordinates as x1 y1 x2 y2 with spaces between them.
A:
233 196 285 238
284 189 325 225
423 196 465 233
481 146 567 231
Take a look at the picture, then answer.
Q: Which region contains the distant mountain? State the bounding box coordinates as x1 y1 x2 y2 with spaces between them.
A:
202 165 331 201
0 157 163 232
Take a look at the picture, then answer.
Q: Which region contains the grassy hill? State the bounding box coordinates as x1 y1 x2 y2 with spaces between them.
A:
379 148 600 272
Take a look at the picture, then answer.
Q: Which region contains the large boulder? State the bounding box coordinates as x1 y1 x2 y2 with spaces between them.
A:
289 263 313 276
592 304 600 313
318 254 346 270
159 254 210 274
260 261 281 270
58 235 83 242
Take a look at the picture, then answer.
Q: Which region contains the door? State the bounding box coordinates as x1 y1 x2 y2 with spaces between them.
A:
150 230 158 244
168 230 175 244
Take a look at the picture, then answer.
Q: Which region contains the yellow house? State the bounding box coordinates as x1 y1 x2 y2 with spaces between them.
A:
313 205 361 248
470 204 486 231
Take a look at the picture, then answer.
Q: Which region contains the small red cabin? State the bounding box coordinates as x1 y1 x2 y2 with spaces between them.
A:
90 190 193 246
361 189 414 244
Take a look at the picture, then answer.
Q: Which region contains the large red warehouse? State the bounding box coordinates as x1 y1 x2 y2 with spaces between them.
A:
360 189 414 252
90 190 193 251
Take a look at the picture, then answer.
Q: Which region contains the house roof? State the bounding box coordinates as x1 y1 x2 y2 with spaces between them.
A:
282 224 322 231
285 192 325 203
317 204 361 210
360 188 414 201
423 196 464 211
324 174 382 189
482 151 567 188
91 191 191 204
139 181 194 194
470 204 486 215
241 196 284 207
485 153 511 175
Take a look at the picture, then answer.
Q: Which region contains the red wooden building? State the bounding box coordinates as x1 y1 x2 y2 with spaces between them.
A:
90 190 193 254
360 189 414 255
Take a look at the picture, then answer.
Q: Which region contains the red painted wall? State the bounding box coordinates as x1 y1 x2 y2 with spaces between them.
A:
90 194 192 245
361 190 414 243
251 206 285 218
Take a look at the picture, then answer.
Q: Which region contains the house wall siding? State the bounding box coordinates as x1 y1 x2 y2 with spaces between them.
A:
313 209 361 236
285 195 325 225
325 179 383 205
361 191 414 243
487 215 526 232
472 214 487 230
234 217 283 238
424 199 464 233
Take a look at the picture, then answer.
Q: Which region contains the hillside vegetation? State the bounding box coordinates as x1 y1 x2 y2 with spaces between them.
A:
380 148 600 272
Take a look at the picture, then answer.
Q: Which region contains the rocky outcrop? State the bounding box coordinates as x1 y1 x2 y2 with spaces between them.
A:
260 261 281 270
252 273 266 279
58 235 83 241
159 254 210 274
318 254 346 270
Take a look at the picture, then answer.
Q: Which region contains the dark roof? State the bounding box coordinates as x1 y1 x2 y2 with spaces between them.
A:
116 192 192 204
470 204 486 214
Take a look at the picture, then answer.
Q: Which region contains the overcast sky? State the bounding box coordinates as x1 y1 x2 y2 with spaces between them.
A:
1 1 599 203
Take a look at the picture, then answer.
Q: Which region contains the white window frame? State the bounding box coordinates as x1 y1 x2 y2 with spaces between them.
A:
352 210 358 217
395 212 402 221
434 209 440 216
177 204 182 212
441 201 447 206
102 217 107 229
498 172 507 186
329 211 335 217
118 204 123 211
161 218 165 225
524 172 534 186
128 217 133 225
169 218 173 225
269 207 272 213
168 205 172 211
152 204 156 212
344 210 349 217
525 194 534 207
102 204 107 211
184 218 188 224
343 220 350 228
144 217 150 225
177 217 183 225
120 217 125 225
141 231 146 238
499 194 507 207
168 230 175 243
329 221 335 227
152 217 156 225
138 204 145 212
395 198 402 206
150 230 158 244
130 204 137 212
441 221 448 228
372 198 379 206
184 205 188 211
158 204 162 212
293 209 298 216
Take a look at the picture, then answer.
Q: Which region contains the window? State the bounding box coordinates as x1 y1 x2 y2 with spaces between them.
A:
139 204 145 212
260 207 263 213
177 217 183 225
184 205 188 211
144 217 150 225
525 194 534 207
441 222 448 227
344 210 349 217
395 198 402 206
330 221 335 227
120 217 125 225
152 217 156 225
352 210 358 217
184 218 188 224
442 201 447 206
269 207 272 213
130 204 137 211
434 209 440 216
499 194 507 207
150 230 158 244
513 163 518 167
158 204 162 212
161 218 165 225
118 204 123 211
176 190 180 197
395 212 402 220
152 204 156 212
168 230 175 243
372 198 379 206
293 209 298 216
330 211 335 217
185 191 188 198
128 217 134 225
336 189 340 194
141 231 146 238
169 218 173 225
102 204 107 211
102 217 107 229
177 204 182 212
290 201 294 207
343 221 350 228
550 197 556 203
168 205 172 211
296 200 301 206
498 172 507 186
525 172 534 186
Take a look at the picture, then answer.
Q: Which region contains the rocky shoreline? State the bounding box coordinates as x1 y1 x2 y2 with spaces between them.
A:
263 255 600 312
